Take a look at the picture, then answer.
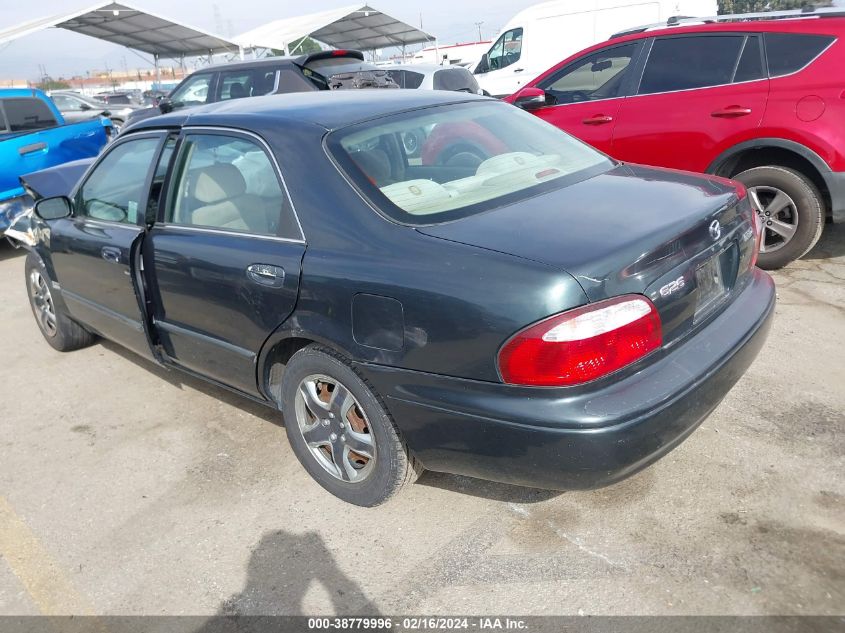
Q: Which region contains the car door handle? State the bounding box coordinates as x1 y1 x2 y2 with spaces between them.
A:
711 106 752 118
513 68 524 73
246 264 285 288
101 246 121 264
582 115 613 125
18 142 47 156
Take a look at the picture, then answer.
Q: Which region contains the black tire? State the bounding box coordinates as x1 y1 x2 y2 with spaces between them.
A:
280 344 420 506
25 252 96 352
732 165 825 270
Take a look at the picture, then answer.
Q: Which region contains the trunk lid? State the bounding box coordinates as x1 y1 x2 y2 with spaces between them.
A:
418 164 758 346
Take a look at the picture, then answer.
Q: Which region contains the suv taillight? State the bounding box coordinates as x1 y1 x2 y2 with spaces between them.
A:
498 295 662 387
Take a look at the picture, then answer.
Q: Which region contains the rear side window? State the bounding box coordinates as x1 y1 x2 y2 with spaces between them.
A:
1 98 58 132
387 70 425 89
433 68 479 92
639 36 744 94
734 36 764 83
167 134 299 239
765 33 834 77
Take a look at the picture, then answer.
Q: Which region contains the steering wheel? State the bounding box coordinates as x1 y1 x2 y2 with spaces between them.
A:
569 91 590 103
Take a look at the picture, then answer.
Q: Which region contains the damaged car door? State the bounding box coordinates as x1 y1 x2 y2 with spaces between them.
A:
44 132 169 359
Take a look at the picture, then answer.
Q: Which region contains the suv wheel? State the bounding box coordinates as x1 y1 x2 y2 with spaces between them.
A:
280 345 420 506
733 166 824 269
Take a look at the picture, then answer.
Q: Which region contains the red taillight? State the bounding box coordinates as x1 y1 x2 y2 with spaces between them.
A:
498 295 662 387
332 49 350 56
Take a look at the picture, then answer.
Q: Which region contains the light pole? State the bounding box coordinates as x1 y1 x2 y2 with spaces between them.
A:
474 21 484 41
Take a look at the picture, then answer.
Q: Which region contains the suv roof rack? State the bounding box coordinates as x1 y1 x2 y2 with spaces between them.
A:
609 6 845 39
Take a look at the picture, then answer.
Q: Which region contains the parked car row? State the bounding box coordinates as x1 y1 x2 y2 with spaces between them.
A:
504 9 845 269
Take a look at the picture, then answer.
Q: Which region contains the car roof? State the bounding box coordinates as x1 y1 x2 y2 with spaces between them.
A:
610 14 845 42
128 89 489 133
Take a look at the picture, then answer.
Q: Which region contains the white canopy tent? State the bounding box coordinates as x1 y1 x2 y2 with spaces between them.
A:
0 1 241 82
235 5 434 56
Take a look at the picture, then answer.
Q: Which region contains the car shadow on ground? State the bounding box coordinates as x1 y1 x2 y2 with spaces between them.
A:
97 338 282 427
804 221 845 261
416 471 562 503
0 241 25 262
98 339 563 505
193 530 380 625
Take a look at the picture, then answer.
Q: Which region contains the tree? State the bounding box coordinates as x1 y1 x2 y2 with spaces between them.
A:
270 36 323 56
718 0 831 13
36 77 70 90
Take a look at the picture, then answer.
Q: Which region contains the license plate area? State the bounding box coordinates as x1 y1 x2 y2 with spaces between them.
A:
694 248 731 322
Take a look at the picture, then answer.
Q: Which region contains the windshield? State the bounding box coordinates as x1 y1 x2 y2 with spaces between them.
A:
327 100 611 225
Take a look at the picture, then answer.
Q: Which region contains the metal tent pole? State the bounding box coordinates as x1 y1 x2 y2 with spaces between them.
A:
154 53 160 89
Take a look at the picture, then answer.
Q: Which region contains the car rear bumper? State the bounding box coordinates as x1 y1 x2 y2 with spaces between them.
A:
356 269 775 490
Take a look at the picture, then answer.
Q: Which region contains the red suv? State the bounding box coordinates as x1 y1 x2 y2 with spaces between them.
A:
506 10 845 269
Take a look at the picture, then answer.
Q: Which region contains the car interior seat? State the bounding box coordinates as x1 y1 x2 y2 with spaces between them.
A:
229 82 248 99
185 163 273 233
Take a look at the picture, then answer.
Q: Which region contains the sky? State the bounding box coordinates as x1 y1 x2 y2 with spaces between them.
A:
0 0 540 80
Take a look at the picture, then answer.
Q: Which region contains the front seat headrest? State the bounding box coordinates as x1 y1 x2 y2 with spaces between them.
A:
189 164 247 204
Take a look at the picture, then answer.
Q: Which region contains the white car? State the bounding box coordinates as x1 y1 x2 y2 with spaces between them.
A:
385 64 483 95
473 0 717 97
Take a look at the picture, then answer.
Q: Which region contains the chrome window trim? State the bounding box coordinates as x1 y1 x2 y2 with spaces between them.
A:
153 222 305 244
179 125 306 242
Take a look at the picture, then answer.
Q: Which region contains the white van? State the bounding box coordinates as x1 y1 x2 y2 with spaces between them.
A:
474 0 717 97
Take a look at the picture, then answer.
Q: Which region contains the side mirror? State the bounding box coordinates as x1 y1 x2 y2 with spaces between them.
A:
475 54 490 74
34 196 72 221
158 97 173 113
513 86 546 110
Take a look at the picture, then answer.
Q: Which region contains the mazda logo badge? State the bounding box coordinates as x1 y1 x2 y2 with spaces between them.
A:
709 220 721 241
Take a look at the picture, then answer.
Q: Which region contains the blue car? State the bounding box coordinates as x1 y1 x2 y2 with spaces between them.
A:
0 88 111 236
23 91 774 506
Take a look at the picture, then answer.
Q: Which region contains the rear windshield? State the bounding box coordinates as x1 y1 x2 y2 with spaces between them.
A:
327 100 611 225
304 59 398 90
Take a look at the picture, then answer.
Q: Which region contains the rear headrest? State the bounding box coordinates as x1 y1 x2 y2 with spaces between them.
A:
189 164 246 204
350 149 391 185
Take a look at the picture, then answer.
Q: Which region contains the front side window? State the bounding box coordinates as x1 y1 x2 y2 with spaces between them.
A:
539 43 637 105
328 101 610 225
78 137 160 224
639 35 745 94
169 74 212 107
488 28 524 71
1 98 58 132
765 33 834 77
167 134 298 238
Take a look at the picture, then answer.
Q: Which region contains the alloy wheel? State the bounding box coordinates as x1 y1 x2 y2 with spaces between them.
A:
748 185 799 254
294 374 376 483
28 270 57 336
